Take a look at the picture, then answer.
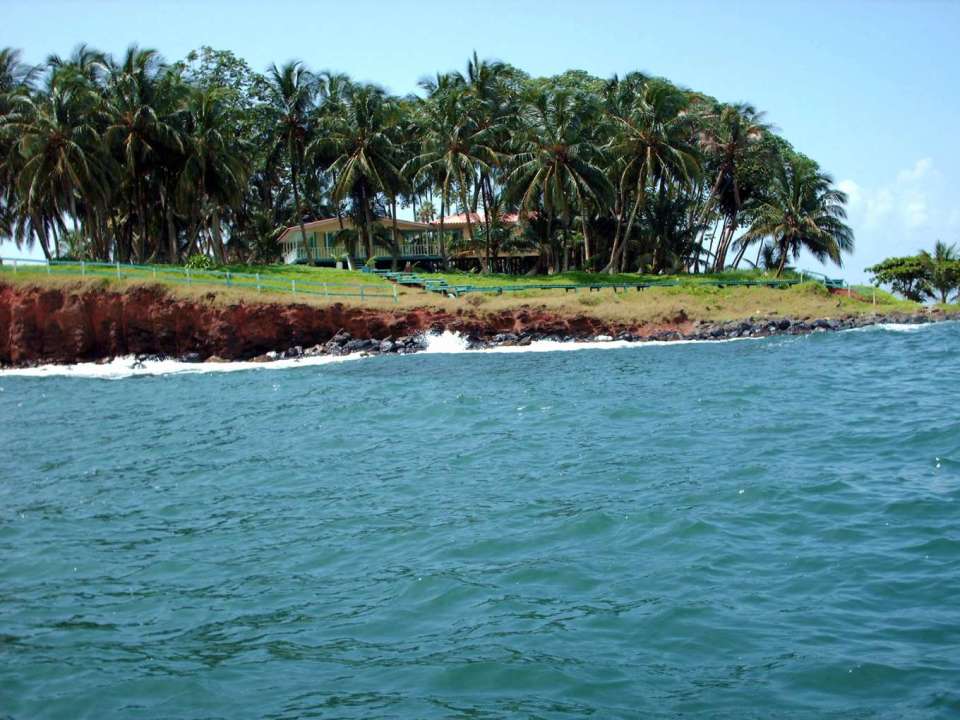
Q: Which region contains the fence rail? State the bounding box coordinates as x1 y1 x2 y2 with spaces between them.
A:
0 257 398 303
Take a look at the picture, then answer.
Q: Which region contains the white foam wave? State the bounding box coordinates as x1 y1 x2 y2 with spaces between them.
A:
850 322 931 334
0 330 761 379
420 330 752 355
420 331 471 353
0 352 362 379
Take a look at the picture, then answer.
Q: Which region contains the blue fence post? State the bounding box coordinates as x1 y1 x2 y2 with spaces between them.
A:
292 279 296 296
256 273 261 293
81 261 85 277
116 261 120 280
393 285 398 304
360 286 365 301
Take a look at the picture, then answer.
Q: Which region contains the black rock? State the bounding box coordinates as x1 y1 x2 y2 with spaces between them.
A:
331 330 352 345
180 352 202 363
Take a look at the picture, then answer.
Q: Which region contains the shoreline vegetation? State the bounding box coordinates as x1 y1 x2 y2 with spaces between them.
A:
1 275 953 368
2 45 855 277
2 46 955 365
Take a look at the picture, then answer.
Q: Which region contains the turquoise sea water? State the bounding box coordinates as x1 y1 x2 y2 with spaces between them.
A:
2 322 959 719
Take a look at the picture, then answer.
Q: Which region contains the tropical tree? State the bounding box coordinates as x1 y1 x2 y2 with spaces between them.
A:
739 155 853 276
103 46 184 262
405 82 494 267
505 88 611 272
869 242 960 303
177 87 246 262
605 79 700 272
695 103 770 270
264 61 316 262
317 83 404 263
8 82 107 259
919 241 960 303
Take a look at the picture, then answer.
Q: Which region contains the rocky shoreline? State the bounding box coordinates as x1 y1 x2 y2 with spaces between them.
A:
129 311 946 367
0 283 950 368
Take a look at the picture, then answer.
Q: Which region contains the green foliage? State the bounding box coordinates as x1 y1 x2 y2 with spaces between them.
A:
0 44 854 279
185 253 216 270
867 243 960 303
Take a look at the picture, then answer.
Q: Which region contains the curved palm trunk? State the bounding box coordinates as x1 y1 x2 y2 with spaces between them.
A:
390 197 400 271
576 186 592 269
730 235 751 269
362 186 375 264
616 179 646 273
712 220 732 271
775 240 789 277
456 167 478 271
290 163 314 264
480 172 494 272
438 193 447 270
160 185 178 263
135 176 148 263
603 190 626 274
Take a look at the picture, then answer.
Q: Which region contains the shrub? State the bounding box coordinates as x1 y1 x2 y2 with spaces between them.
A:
185 254 216 270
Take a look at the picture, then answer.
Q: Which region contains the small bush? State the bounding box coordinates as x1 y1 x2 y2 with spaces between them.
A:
185 254 216 270
787 281 831 297
466 295 487 307
578 294 603 307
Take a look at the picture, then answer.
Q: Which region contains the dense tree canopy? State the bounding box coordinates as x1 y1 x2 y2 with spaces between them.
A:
868 242 960 303
0 45 854 273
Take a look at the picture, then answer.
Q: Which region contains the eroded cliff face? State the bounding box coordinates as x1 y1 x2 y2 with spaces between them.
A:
0 284 659 366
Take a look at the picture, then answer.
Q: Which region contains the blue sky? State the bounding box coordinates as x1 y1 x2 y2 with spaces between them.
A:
3 0 958 281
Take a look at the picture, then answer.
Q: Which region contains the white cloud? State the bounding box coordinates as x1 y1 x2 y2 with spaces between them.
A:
839 157 935 231
896 157 932 183
804 157 953 283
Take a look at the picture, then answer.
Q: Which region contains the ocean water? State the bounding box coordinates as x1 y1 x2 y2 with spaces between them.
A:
2 323 959 719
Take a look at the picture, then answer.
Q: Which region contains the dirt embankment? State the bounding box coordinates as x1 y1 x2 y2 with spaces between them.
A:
0 283 688 366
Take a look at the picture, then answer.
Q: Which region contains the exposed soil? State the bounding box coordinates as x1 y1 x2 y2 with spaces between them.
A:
0 283 694 366
0 282 946 367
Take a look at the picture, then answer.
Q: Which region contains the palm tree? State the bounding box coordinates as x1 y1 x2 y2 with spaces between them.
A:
739 155 853 276
605 79 700 272
265 61 316 262
405 83 494 268
457 52 514 251
177 86 246 263
0 48 39 240
316 83 404 264
505 88 611 272
919 241 960 304
103 46 184 262
695 103 769 270
9 83 107 259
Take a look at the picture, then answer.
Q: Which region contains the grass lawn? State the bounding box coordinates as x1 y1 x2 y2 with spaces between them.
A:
4 260 950 325
408 267 797 288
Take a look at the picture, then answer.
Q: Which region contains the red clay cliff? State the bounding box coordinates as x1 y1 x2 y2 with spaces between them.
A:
0 283 662 366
